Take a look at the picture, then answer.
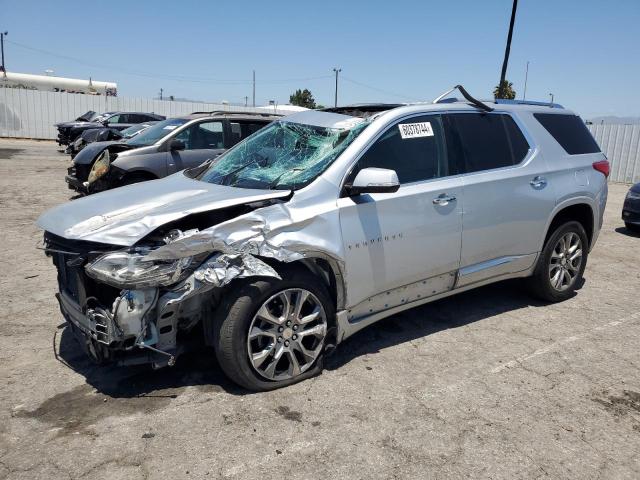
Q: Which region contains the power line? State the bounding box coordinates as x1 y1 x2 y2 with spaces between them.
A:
341 76 421 102
6 39 332 85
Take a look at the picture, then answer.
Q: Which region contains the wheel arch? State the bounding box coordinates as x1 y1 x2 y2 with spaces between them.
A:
542 199 596 250
263 254 347 312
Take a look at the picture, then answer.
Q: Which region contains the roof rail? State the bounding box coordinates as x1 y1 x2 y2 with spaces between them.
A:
432 85 493 112
189 110 282 117
492 99 564 109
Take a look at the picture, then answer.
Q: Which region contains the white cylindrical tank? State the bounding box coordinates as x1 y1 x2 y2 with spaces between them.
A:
0 71 117 96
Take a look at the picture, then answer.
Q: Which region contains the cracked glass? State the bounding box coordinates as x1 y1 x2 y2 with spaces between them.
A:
196 119 368 190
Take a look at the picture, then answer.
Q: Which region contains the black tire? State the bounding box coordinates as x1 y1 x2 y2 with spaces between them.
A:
206 266 334 391
528 221 589 302
625 222 640 233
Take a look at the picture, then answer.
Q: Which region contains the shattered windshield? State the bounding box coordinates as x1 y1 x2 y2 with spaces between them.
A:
126 118 189 147
196 118 368 190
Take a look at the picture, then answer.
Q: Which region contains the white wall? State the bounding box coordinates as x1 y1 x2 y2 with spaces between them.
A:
0 88 279 140
588 123 640 184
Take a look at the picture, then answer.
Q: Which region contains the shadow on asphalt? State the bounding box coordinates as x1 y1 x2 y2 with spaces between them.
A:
54 278 563 398
615 226 640 238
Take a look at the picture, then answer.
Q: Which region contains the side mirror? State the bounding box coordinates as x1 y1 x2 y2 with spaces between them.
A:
169 139 186 151
346 167 400 196
102 120 110 126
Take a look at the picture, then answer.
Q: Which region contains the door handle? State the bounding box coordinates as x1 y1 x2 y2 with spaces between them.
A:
433 193 457 206
530 176 547 189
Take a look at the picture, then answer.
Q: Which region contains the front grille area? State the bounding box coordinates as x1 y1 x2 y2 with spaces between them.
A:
72 163 91 183
44 232 121 309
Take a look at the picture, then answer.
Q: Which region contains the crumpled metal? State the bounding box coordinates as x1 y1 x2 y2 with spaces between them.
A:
146 203 310 263
194 252 280 287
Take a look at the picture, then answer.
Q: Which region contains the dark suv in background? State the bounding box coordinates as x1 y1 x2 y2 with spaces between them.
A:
55 111 166 146
66 111 280 194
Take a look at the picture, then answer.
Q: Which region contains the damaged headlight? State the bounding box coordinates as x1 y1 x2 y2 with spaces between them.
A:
87 150 110 184
85 249 194 289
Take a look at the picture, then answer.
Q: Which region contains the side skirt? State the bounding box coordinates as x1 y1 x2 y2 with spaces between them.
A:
335 257 538 343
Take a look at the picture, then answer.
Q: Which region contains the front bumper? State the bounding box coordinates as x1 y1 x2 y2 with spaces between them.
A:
65 174 87 193
56 289 115 343
622 196 640 224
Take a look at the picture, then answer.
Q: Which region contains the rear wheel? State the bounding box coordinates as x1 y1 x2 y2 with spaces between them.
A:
207 267 333 391
528 221 588 302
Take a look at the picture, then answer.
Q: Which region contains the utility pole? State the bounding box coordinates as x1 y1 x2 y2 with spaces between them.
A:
498 0 518 98
333 67 341 107
159 88 163 100
0 31 8 73
522 61 529 100
252 70 256 107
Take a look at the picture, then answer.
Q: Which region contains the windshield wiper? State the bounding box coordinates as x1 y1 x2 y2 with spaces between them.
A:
185 157 218 178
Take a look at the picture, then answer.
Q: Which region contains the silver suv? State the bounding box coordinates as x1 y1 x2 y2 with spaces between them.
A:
37 87 609 391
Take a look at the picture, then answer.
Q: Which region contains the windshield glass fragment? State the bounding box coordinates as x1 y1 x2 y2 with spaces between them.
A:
196 118 368 190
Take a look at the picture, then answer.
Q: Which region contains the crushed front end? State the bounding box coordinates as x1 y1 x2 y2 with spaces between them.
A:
43 224 283 368
44 232 217 367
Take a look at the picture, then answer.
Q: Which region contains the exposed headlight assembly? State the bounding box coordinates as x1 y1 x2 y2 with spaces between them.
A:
87 150 111 184
85 249 194 289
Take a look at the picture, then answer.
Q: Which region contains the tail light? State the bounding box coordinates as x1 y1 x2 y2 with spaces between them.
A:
592 160 610 178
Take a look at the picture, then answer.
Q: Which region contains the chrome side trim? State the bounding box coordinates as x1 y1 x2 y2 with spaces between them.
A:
455 254 537 288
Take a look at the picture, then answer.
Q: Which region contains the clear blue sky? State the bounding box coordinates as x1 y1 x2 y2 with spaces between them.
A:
3 0 638 118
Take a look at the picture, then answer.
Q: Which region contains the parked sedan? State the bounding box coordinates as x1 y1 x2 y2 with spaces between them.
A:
66 112 279 194
622 182 640 232
66 122 158 158
55 111 166 145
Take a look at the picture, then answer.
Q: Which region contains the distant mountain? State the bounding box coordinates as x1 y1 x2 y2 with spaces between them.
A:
586 116 640 125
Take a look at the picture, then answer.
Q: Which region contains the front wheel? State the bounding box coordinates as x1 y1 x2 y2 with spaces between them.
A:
528 221 588 302
207 267 334 391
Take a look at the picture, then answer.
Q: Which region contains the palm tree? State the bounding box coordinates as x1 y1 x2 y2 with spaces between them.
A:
494 80 516 100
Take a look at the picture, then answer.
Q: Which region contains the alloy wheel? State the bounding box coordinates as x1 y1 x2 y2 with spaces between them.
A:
247 288 327 381
548 232 583 291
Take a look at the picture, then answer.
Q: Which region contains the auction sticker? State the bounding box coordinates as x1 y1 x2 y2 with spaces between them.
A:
398 122 433 139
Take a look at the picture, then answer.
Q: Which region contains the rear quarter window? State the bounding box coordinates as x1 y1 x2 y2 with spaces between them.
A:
533 113 600 155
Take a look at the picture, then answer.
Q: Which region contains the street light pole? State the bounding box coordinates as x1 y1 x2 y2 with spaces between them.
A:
523 61 529 100
252 70 256 107
498 0 518 98
549 93 554 104
0 31 8 73
333 67 341 107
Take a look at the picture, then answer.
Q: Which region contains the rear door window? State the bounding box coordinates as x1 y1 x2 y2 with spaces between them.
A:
350 114 449 184
175 121 224 150
446 113 529 173
227 121 269 147
533 113 600 154
127 114 146 123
